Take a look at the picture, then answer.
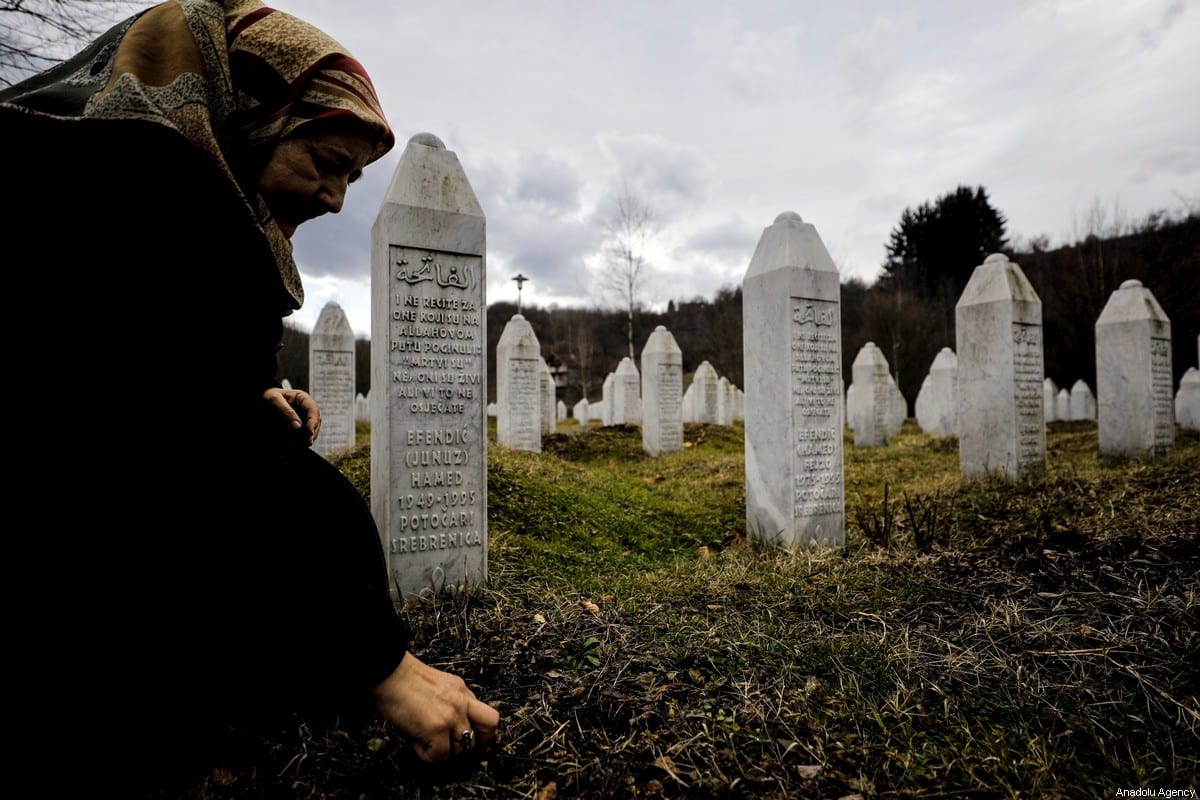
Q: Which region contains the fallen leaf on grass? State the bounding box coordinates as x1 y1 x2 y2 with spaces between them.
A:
797 764 822 779
536 781 557 800
580 599 601 616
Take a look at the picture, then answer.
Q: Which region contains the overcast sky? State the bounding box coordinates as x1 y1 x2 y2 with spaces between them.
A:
56 1 1200 335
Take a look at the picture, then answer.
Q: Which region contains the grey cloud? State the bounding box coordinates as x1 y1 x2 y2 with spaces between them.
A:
513 154 583 215
683 216 758 259
596 132 708 220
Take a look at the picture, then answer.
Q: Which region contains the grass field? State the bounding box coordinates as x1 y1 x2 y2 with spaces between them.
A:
165 419 1198 799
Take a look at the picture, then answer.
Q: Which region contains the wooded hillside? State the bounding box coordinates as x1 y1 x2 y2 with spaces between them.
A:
278 209 1198 411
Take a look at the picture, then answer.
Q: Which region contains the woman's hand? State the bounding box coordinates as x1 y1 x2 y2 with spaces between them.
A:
373 652 500 762
262 387 321 445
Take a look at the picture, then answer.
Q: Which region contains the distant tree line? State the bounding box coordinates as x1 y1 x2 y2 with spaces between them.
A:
280 190 1198 416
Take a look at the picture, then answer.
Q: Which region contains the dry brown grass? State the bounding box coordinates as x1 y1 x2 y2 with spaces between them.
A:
160 422 1198 799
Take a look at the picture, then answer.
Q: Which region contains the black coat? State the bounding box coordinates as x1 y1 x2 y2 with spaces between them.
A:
4 106 408 781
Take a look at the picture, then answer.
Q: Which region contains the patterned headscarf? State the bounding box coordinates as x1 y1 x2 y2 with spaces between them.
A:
0 0 395 310
226 1 394 172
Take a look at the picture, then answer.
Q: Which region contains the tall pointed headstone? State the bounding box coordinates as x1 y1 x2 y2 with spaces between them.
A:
955 253 1044 481
641 326 683 456
1176 368 1200 431
573 398 589 427
743 211 844 550
613 357 642 424
1095 279 1173 457
496 314 542 452
1068 379 1096 421
692 361 720 424
371 133 486 602
540 358 557 436
916 347 958 437
849 342 892 448
309 301 357 458
1043 378 1059 422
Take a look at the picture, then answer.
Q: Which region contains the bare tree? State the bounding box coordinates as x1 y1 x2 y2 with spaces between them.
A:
599 179 656 360
1 1 146 88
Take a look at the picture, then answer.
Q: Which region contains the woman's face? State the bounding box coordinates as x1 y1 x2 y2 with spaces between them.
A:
256 127 377 238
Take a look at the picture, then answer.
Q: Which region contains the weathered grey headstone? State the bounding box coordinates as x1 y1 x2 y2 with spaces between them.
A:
850 342 892 448
916 347 958 437
371 133 486 602
1176 367 1200 431
1068 379 1096 421
1043 378 1059 422
486 402 497 417
1095 279 1173 458
557 399 567 421
540 358 556 436
496 314 543 453
844 383 856 430
955 253 1045 481
356 392 369 421
309 301 357 459
743 211 844 550
613 357 642 425
692 361 720 423
573 398 589 426
1055 388 1070 423
641 325 683 456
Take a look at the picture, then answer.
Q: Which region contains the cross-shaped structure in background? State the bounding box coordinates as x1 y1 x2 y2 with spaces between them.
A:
513 273 529 313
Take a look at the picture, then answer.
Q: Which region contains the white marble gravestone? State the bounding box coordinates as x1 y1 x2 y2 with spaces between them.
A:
540 358 556 436
743 211 844 550
590 400 607 423
601 372 616 425
309 301 356 459
850 342 892 448
955 253 1045 481
692 361 720 424
281 378 293 391
1043 378 1059 422
717 376 732 425
370 133 486 602
844 384 856 430
1055 388 1070 423
886 375 905 437
356 392 369 421
641 326 684 456
916 347 958 437
1176 368 1200 431
557 399 567 421
496 314 543 452
486 402 497 417
573 398 589 426
1068 380 1096 421
681 382 696 423
1095 279 1173 458
613 357 642 425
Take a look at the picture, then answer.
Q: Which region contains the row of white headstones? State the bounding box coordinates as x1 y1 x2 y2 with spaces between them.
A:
299 133 1199 602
